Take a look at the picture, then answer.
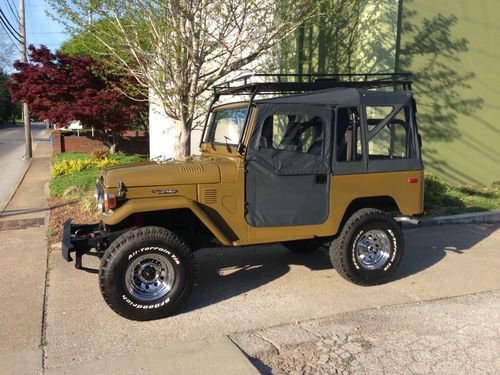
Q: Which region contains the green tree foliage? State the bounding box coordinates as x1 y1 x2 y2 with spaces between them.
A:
0 69 17 123
59 19 126 60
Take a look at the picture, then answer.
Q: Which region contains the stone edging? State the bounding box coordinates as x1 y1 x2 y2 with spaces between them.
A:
399 211 500 228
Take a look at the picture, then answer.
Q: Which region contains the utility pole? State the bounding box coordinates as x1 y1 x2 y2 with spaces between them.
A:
19 0 32 159
394 0 404 74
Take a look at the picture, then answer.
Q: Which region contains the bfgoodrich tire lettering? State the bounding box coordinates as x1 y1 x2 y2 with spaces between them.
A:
99 226 195 321
330 208 404 285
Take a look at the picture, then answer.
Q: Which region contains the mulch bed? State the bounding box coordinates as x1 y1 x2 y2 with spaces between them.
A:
48 196 100 247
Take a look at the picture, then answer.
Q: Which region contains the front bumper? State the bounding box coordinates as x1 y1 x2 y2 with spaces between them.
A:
62 219 126 269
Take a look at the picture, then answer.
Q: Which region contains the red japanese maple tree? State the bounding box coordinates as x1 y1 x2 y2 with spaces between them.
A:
9 45 146 132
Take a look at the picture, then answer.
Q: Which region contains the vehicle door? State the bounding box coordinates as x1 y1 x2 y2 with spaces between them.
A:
245 104 332 227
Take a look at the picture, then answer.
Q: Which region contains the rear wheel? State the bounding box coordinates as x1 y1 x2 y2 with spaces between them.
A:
99 226 195 321
330 208 404 285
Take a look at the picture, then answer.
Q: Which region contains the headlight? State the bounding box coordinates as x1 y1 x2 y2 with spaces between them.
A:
94 179 116 213
97 193 105 213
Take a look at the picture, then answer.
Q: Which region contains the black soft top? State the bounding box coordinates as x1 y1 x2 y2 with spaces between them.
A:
256 88 412 107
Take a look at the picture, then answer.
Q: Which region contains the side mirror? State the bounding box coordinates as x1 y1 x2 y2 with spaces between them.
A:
417 133 422 148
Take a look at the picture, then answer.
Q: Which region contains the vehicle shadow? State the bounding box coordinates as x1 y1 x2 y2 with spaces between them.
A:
180 244 331 314
179 223 499 313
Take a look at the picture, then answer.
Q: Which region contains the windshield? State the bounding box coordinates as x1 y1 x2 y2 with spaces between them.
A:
204 107 247 145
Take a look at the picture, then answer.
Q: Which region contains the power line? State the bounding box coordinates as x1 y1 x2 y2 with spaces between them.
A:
5 0 19 27
0 8 21 39
0 17 21 53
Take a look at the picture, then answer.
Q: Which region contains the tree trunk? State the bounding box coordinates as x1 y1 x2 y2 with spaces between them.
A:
295 24 305 78
317 3 327 74
177 120 191 157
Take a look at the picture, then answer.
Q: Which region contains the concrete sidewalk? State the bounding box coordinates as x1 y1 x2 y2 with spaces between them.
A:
0 140 51 375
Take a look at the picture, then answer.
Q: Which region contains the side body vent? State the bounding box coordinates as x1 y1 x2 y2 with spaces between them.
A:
201 189 217 204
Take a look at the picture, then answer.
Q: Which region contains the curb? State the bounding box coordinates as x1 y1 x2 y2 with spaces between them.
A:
0 158 33 217
419 211 500 226
400 211 500 228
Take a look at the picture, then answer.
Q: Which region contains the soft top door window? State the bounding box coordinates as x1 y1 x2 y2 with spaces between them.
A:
247 104 332 176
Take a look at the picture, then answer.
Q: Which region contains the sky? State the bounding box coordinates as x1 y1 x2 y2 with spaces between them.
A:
1 0 70 68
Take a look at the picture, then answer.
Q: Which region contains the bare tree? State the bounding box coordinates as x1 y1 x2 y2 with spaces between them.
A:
0 29 15 70
47 0 317 157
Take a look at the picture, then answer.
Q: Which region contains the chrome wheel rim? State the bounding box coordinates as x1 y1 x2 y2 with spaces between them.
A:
355 230 391 270
125 253 175 302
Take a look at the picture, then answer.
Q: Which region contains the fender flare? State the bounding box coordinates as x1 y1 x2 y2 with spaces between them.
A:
102 196 232 245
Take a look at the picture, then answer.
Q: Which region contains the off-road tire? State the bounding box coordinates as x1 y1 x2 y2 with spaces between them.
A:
330 208 404 286
282 239 324 253
99 226 195 321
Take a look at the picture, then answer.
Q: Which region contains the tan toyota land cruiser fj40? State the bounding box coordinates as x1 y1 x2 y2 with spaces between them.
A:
62 73 424 321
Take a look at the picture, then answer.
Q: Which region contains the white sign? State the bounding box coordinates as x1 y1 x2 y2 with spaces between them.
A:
67 121 83 130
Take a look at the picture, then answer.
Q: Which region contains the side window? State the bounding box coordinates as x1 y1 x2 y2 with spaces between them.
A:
367 106 411 159
336 107 362 162
261 113 324 155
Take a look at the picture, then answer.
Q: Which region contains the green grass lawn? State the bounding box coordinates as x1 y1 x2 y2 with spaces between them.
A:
50 152 147 197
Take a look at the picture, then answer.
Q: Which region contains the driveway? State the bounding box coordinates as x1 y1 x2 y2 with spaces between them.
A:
44 223 500 371
0 122 48 210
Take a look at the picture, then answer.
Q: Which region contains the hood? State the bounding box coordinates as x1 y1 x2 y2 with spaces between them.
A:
102 158 221 188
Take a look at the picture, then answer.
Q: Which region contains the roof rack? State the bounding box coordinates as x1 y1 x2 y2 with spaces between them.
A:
201 73 413 151
213 73 413 95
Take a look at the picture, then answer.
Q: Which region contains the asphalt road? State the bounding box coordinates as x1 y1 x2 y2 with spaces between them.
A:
0 122 47 210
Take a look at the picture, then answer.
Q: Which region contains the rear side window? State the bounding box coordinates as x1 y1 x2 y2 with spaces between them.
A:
261 113 324 155
336 107 362 162
366 106 412 160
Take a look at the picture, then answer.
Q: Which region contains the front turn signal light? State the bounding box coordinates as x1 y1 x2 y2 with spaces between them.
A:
105 193 117 211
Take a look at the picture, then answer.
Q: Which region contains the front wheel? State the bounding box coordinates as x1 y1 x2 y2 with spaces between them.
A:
99 226 195 321
330 208 404 286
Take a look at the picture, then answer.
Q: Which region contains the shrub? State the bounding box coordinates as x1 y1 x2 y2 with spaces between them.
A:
51 156 117 177
90 148 110 161
93 157 118 169
51 159 93 177
424 174 449 208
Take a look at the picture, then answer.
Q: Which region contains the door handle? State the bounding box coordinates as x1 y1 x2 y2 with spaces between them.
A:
315 174 327 184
